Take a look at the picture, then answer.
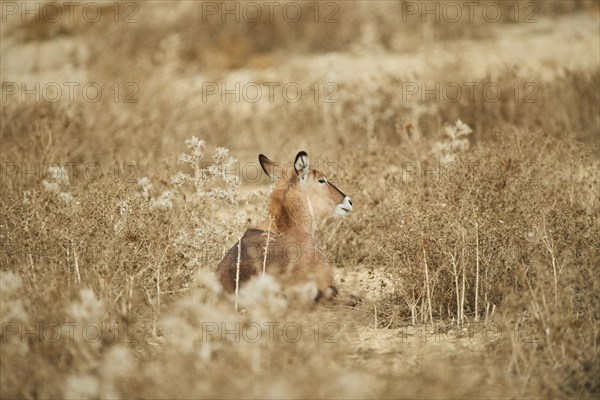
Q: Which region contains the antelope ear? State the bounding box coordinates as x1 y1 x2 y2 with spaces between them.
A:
294 151 310 179
259 154 282 179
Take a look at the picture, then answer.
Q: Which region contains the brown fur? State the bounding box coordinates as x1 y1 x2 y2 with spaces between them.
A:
216 152 352 303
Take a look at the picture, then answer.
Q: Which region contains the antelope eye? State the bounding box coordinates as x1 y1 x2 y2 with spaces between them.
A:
318 178 327 184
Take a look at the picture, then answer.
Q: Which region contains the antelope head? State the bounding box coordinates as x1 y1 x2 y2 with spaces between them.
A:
259 151 353 234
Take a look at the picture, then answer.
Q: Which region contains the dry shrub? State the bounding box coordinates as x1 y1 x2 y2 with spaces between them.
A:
0 127 255 398
327 128 599 397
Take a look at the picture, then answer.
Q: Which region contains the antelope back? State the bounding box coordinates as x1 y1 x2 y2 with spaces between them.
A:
216 229 333 293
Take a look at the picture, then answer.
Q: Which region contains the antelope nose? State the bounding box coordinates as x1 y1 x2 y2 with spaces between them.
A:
342 196 353 212
336 196 353 216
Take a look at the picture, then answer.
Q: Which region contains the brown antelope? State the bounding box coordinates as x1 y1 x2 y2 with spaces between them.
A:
216 151 356 304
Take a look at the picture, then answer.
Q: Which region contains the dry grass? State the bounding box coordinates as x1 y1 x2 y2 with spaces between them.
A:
1 1 599 399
